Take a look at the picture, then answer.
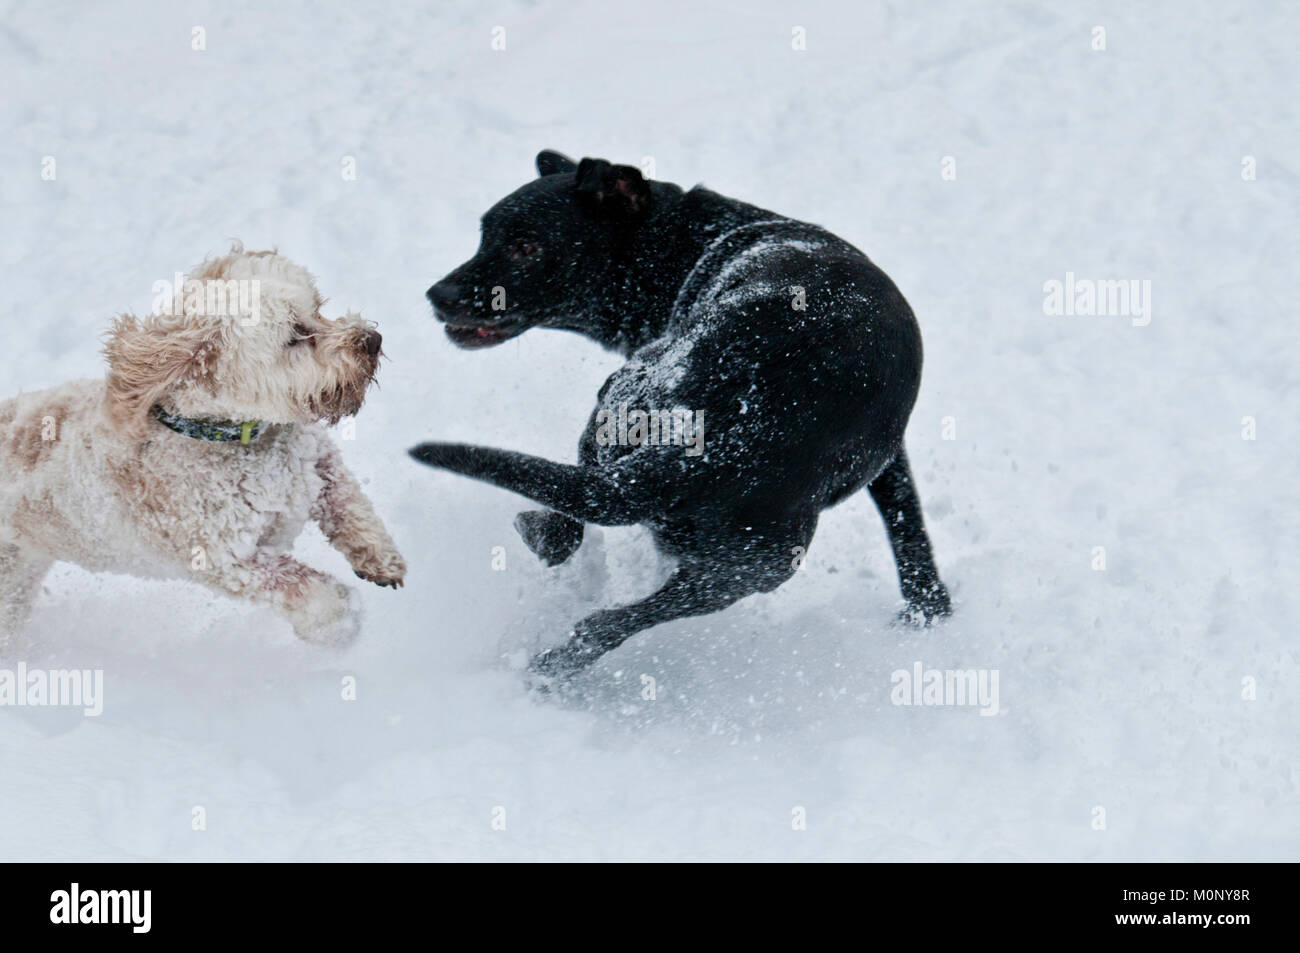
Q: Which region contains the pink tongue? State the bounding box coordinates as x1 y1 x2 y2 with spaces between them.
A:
477 328 492 338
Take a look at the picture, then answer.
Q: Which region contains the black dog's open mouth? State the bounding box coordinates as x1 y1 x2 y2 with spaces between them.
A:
442 320 526 349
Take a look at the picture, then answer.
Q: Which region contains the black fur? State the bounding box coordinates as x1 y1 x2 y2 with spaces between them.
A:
412 151 950 677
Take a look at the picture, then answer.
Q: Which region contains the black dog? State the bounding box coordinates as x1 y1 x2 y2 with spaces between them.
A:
412 151 951 677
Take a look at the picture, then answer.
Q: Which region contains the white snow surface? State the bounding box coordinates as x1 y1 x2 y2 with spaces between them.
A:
1 0 1297 861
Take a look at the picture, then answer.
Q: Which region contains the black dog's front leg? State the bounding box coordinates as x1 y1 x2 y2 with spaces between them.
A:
408 442 651 526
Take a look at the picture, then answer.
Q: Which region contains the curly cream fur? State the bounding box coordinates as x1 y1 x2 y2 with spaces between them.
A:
0 246 406 649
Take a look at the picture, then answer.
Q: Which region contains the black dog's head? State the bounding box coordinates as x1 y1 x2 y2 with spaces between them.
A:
427 151 662 349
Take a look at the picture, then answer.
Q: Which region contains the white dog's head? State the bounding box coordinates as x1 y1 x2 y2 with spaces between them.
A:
104 244 382 439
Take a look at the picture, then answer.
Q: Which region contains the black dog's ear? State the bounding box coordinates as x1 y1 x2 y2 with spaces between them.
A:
574 158 652 221
536 150 578 177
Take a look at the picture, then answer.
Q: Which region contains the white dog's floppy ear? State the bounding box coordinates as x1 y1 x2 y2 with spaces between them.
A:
103 314 219 439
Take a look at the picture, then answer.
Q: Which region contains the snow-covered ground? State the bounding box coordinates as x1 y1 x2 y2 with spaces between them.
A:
1 0 1297 860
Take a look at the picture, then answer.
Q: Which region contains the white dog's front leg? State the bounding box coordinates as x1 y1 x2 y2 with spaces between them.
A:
208 551 360 646
311 447 407 589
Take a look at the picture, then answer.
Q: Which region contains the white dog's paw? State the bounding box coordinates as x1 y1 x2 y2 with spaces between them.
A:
290 580 361 646
350 547 406 590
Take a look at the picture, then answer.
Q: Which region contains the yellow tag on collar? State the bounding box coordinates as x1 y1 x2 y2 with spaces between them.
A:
240 420 258 445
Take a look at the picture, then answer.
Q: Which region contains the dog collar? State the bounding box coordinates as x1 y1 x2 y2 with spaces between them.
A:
153 406 264 444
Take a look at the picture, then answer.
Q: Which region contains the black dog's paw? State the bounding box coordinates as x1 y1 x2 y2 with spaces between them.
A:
896 581 952 627
527 633 604 681
514 510 583 567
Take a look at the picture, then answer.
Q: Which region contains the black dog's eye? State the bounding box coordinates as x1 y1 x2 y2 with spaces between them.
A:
512 240 541 258
289 322 316 348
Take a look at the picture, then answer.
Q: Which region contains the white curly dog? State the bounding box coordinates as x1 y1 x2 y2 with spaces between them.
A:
0 244 406 649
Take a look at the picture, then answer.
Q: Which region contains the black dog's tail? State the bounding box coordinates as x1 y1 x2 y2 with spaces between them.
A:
409 442 653 526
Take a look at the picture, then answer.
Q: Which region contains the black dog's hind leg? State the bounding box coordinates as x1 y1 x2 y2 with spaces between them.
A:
530 554 797 678
409 442 657 525
868 448 951 623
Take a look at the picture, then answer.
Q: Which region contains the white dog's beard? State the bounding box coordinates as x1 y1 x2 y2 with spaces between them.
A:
309 367 376 424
